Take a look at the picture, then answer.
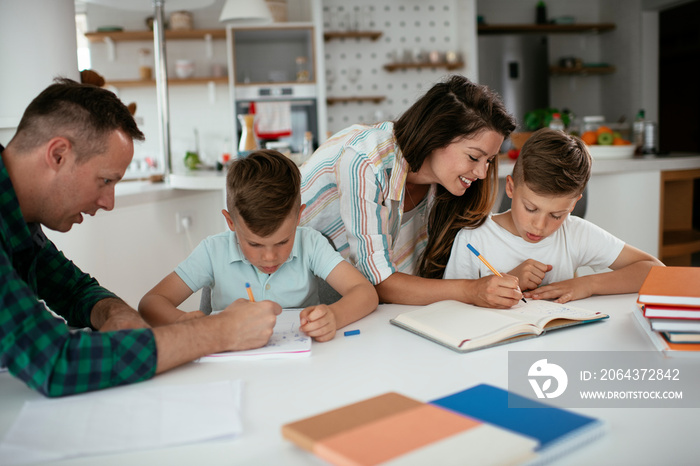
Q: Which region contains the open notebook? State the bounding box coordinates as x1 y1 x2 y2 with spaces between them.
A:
391 299 608 353
198 309 311 361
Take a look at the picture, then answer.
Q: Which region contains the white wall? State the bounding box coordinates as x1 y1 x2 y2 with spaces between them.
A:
0 0 80 144
45 188 226 311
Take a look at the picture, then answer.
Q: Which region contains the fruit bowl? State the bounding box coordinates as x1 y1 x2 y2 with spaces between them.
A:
586 144 635 160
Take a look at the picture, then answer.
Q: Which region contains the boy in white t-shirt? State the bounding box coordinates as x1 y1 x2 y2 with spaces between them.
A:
445 128 663 304
139 150 378 341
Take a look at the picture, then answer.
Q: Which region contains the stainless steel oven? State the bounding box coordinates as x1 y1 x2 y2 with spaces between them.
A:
233 84 318 155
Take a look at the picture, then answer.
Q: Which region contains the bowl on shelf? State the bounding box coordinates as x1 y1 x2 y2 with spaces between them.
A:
586 144 635 160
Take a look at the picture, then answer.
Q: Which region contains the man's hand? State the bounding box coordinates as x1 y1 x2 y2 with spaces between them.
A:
216 299 282 351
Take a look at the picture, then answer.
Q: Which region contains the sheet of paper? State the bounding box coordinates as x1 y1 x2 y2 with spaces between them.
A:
0 379 243 465
199 309 311 361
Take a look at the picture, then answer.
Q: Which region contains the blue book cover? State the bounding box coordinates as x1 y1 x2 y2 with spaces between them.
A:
430 384 605 459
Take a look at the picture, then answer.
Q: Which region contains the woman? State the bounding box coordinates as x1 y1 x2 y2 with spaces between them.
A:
300 75 521 308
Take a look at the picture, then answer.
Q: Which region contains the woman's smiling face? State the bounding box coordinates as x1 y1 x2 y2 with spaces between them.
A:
422 130 503 197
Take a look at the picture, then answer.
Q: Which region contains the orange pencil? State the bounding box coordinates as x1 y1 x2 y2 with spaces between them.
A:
245 282 255 302
467 243 527 303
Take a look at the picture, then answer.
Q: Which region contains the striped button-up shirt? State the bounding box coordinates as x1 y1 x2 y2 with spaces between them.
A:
0 147 156 397
300 122 434 285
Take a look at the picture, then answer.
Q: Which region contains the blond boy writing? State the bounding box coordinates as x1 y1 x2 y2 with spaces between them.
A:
445 128 663 303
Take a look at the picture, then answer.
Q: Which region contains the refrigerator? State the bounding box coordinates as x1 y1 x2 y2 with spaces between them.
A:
478 34 550 134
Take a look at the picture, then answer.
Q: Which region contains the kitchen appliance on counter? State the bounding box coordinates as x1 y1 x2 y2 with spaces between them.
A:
233 84 318 156
226 24 322 157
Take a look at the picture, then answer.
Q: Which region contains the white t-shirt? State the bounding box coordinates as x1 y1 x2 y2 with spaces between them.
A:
444 215 625 285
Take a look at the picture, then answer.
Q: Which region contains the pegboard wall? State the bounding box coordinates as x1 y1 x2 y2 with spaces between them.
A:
321 0 467 135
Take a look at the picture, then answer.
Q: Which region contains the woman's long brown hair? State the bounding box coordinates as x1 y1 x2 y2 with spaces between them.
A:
393 75 516 278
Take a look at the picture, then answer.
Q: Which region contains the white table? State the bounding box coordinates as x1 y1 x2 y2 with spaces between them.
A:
1 294 698 465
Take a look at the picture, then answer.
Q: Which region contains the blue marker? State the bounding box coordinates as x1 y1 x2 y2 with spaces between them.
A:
344 329 360 337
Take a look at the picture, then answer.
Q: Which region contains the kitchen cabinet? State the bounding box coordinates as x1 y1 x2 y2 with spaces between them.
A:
659 169 700 265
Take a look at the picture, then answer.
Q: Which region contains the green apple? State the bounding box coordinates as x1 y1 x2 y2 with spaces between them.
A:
597 132 614 145
184 151 201 169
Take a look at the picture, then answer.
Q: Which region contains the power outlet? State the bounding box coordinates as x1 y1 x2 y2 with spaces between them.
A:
175 211 193 234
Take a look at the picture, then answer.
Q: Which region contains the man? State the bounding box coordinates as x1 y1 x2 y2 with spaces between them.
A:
0 78 281 397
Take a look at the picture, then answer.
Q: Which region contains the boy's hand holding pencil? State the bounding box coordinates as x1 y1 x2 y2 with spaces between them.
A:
467 243 526 307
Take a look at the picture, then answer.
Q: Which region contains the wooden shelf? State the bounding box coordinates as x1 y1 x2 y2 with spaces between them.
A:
662 229 700 258
85 28 226 42
384 62 464 72
105 77 229 88
327 96 386 105
549 66 616 76
477 23 616 35
324 31 383 41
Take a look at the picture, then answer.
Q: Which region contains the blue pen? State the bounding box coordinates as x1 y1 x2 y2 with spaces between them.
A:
467 243 527 303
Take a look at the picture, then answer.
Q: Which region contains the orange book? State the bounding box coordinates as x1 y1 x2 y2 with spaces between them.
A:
637 266 700 307
282 392 537 465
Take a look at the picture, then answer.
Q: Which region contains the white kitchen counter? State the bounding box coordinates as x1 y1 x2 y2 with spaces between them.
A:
114 153 700 261
120 153 700 206
498 152 700 177
115 172 226 208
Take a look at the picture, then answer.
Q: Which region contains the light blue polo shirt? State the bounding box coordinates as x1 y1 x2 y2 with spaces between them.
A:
175 226 344 311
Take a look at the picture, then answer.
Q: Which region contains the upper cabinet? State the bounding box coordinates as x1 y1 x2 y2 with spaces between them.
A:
230 25 316 86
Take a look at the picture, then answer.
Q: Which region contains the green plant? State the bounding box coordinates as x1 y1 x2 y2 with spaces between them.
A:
523 108 571 131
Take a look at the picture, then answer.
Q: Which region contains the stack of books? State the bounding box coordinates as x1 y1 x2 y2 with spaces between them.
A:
632 266 700 356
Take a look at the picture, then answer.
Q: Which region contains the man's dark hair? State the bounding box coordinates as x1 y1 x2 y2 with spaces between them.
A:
9 77 144 162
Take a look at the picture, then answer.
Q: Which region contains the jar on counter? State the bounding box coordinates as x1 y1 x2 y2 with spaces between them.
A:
582 115 605 134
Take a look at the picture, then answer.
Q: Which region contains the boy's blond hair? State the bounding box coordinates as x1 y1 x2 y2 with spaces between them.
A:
226 149 301 236
513 127 592 197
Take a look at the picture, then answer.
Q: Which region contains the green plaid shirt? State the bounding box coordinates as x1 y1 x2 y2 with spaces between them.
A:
1 147 156 396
